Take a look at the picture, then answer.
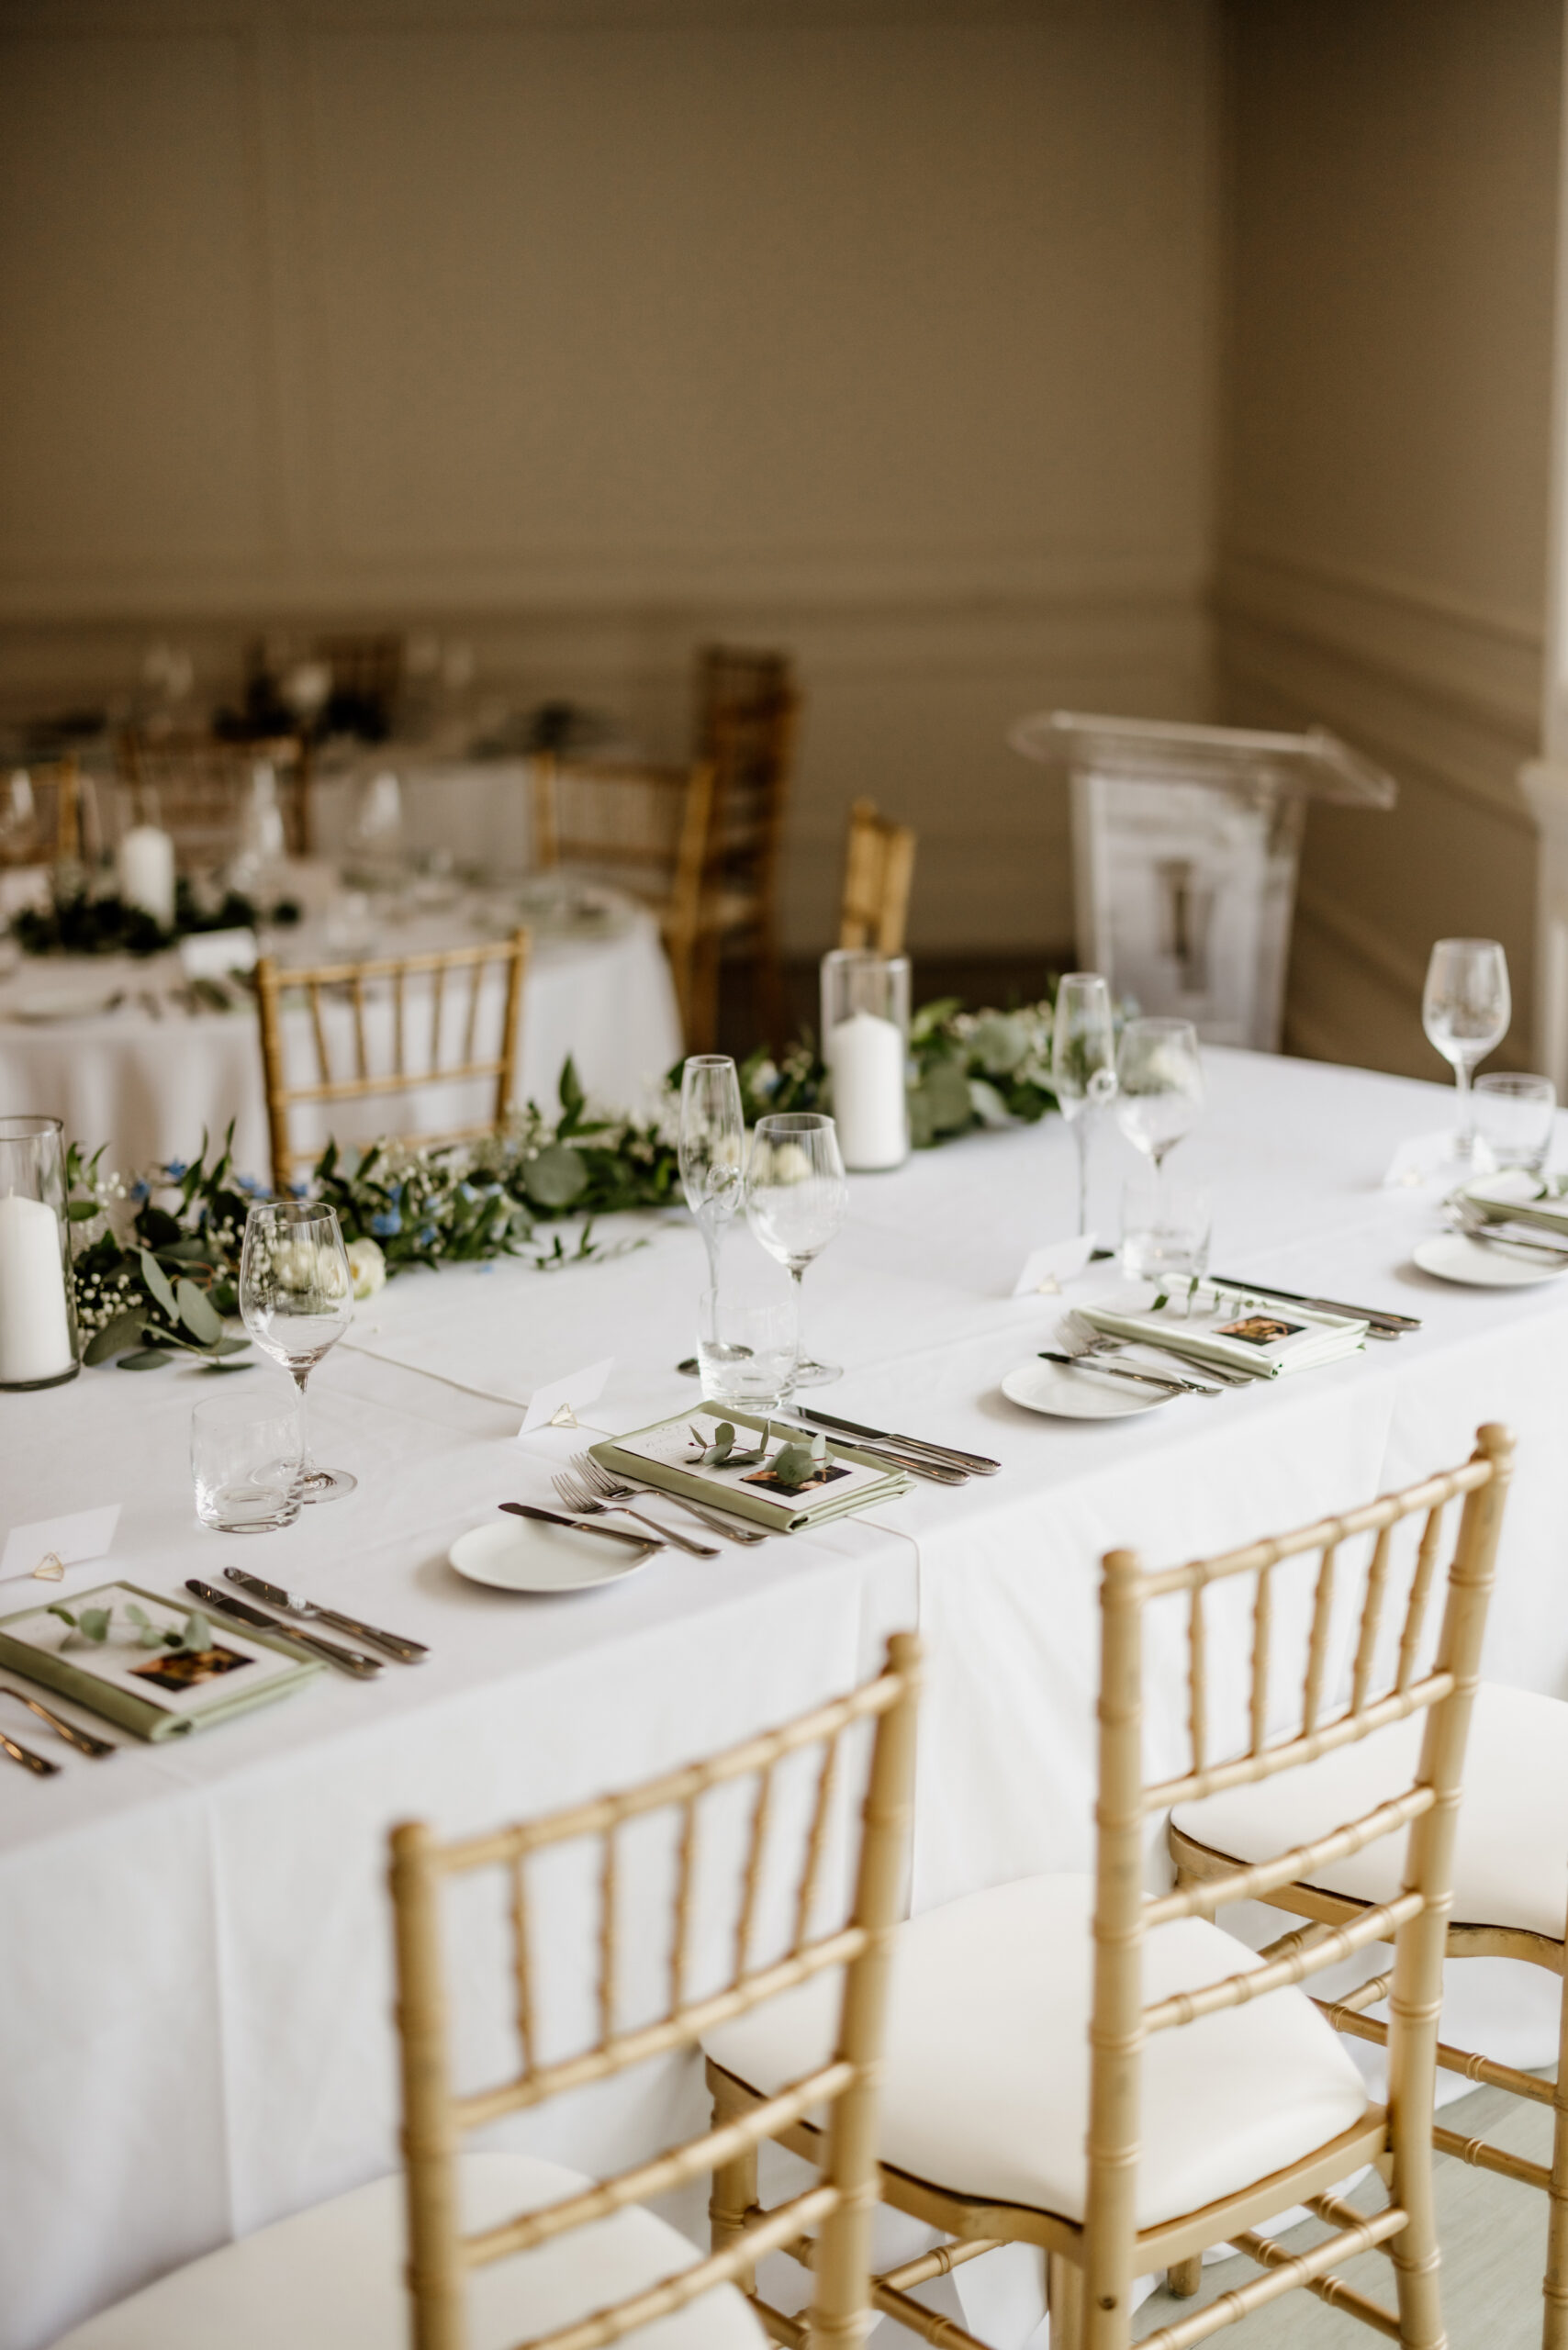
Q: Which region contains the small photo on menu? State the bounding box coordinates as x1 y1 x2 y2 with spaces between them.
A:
1213 1314 1305 1348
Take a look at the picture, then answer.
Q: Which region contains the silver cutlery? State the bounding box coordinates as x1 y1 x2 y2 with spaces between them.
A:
1208 1274 1418 1337
1037 1349 1196 1397
1450 1204 1568 1259
1056 1310 1239 1393
0 1685 116 1758
774 1428 968 1485
499 1502 663 1552
185 1579 383 1677
570 1450 770 1544
554 1473 719 1558
223 1570 428 1663
798 1407 1001 1475
0 1729 59 1776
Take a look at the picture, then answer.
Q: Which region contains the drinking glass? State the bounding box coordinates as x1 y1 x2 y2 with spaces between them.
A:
1051 972 1116 1237
1422 938 1511 1158
238 1202 356 1501
191 1387 303 1533
1120 1175 1212 1301
697 1289 799 1412
678 1056 746 1292
1473 1072 1556 1174
745 1113 849 1387
1114 1017 1204 1205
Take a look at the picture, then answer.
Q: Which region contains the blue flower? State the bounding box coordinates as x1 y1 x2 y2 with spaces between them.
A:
418 1224 438 1246
370 1211 402 1237
129 1179 150 1205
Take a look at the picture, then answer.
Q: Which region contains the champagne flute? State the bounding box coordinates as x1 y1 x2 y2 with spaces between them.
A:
1051 972 1116 1237
745 1113 849 1387
238 1201 356 1502
1423 938 1510 1159
678 1056 745 1292
1114 1017 1204 1212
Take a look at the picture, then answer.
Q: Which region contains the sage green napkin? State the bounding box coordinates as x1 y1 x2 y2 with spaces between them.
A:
591 1404 911 1534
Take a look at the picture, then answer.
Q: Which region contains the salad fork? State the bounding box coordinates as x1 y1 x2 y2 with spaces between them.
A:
570 1450 769 1546
553 1472 720 1559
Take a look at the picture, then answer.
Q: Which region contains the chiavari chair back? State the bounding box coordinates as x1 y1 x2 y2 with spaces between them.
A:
693 647 800 1046
254 930 529 1192
837 799 916 957
703 1427 1512 2350
530 754 717 1046
118 726 313 862
391 1631 922 2350
0 754 88 867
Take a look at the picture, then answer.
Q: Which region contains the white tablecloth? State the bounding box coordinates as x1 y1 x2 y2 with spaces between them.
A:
3 1048 1567 2348
0 904 681 1178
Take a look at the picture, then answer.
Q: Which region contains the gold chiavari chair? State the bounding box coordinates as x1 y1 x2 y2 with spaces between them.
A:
838 800 916 958
693 646 800 1048
0 754 86 866
530 754 716 1048
254 932 529 1193
118 726 314 861
703 1427 1514 2350
1170 1644 1568 2342
50 1635 922 2350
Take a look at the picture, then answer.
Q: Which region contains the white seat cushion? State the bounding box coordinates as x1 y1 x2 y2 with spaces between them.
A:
1172 1683 1568 1943
704 1874 1366 2232
51 2151 766 2350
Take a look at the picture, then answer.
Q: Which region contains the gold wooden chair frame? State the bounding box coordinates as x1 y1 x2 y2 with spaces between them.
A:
694 646 800 1049
254 931 529 1192
838 799 916 958
707 1427 1513 2350
392 1630 923 2350
530 753 716 1048
119 725 314 859
0 754 85 866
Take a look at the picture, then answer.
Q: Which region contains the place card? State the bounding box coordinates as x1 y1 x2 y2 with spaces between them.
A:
0 1504 120 1585
179 927 257 979
1382 1132 1459 1190
517 1358 614 1437
1011 1235 1097 1298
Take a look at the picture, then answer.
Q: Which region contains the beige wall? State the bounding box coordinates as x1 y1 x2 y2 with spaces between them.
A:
0 0 1218 955
1216 0 1562 1074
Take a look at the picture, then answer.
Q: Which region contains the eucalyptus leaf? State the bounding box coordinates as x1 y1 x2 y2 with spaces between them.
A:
521 1144 588 1209
175 1279 224 1344
118 1347 174 1370
79 1607 111 1643
139 1248 177 1320
84 1308 148 1364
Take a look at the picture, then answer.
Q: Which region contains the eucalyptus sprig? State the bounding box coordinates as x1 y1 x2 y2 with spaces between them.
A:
49 1601 215 1655
685 1421 767 1470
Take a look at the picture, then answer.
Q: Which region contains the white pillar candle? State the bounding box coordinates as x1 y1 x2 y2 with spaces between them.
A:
826 1009 908 1170
118 824 176 927
0 1190 74 1385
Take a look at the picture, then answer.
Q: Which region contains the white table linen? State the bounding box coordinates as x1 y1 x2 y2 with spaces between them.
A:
3 1048 1567 2348
0 907 680 1177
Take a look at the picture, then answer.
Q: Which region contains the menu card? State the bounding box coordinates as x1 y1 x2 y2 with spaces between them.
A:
591 1407 911 1532
0 1581 322 1740
1078 1284 1367 1380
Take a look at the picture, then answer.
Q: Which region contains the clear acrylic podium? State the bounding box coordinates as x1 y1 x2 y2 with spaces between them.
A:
1010 711 1397 1051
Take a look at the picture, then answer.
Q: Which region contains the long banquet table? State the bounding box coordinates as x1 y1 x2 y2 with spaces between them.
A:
4 1046 1568 2348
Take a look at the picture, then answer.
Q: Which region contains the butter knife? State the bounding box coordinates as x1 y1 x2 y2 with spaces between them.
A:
799 1408 1001 1475
223 1571 428 1663
500 1503 662 1551
185 1580 383 1678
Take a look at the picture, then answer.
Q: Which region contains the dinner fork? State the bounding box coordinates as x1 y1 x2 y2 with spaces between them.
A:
570 1450 769 1546
0 1685 116 1758
553 1472 720 1560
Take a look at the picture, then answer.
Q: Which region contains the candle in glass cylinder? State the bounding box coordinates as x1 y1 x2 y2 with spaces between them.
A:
118 824 176 927
0 1190 75 1385
826 1009 907 1169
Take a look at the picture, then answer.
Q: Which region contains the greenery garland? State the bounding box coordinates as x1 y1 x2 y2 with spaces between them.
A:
15 880 301 959
67 993 1061 1369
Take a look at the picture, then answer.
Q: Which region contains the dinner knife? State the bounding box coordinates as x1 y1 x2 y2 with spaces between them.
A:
1208 1276 1419 1336
798 1408 1001 1475
1038 1350 1196 1396
770 1425 968 1486
185 1580 383 1678
223 1570 428 1663
500 1503 663 1551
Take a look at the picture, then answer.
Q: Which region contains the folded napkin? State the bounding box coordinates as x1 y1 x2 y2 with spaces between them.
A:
590 1407 911 1533
1077 1283 1367 1381
0 1581 321 1740
1461 1171 1568 1234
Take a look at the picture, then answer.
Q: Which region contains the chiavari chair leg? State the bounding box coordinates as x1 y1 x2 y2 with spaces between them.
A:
1166 2254 1202 2297
708 2130 758 2294
1545 1961 1568 2350
1047 2250 1085 2350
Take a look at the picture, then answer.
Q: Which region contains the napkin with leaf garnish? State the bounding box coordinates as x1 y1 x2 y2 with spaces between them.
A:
590 1408 910 1532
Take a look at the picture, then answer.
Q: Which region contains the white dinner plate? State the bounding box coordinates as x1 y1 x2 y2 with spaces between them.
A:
448 1515 655 1594
1412 1233 1568 1289
1000 1358 1176 1419
9 986 123 1023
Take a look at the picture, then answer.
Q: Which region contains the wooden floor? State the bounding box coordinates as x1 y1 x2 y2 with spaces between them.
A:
1132 2080 1551 2345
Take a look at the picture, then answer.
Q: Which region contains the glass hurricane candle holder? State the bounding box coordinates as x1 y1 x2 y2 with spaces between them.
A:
0 1114 81 1390
821 949 911 1171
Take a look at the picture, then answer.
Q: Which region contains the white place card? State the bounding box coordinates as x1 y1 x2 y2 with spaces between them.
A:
1 1504 120 1584
1382 1131 1461 1190
517 1358 614 1437
179 927 257 979
1011 1235 1097 1298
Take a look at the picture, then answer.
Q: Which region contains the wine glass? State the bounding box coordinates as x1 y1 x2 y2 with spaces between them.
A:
1115 1017 1204 1209
1423 938 1510 1158
745 1113 849 1387
1051 972 1117 1237
678 1056 745 1292
238 1201 357 1502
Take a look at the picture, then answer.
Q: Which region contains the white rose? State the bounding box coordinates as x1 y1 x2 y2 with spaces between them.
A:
346 1237 386 1301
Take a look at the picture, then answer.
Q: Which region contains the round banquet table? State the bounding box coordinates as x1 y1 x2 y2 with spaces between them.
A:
3 1046 1568 2349
0 889 681 1177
